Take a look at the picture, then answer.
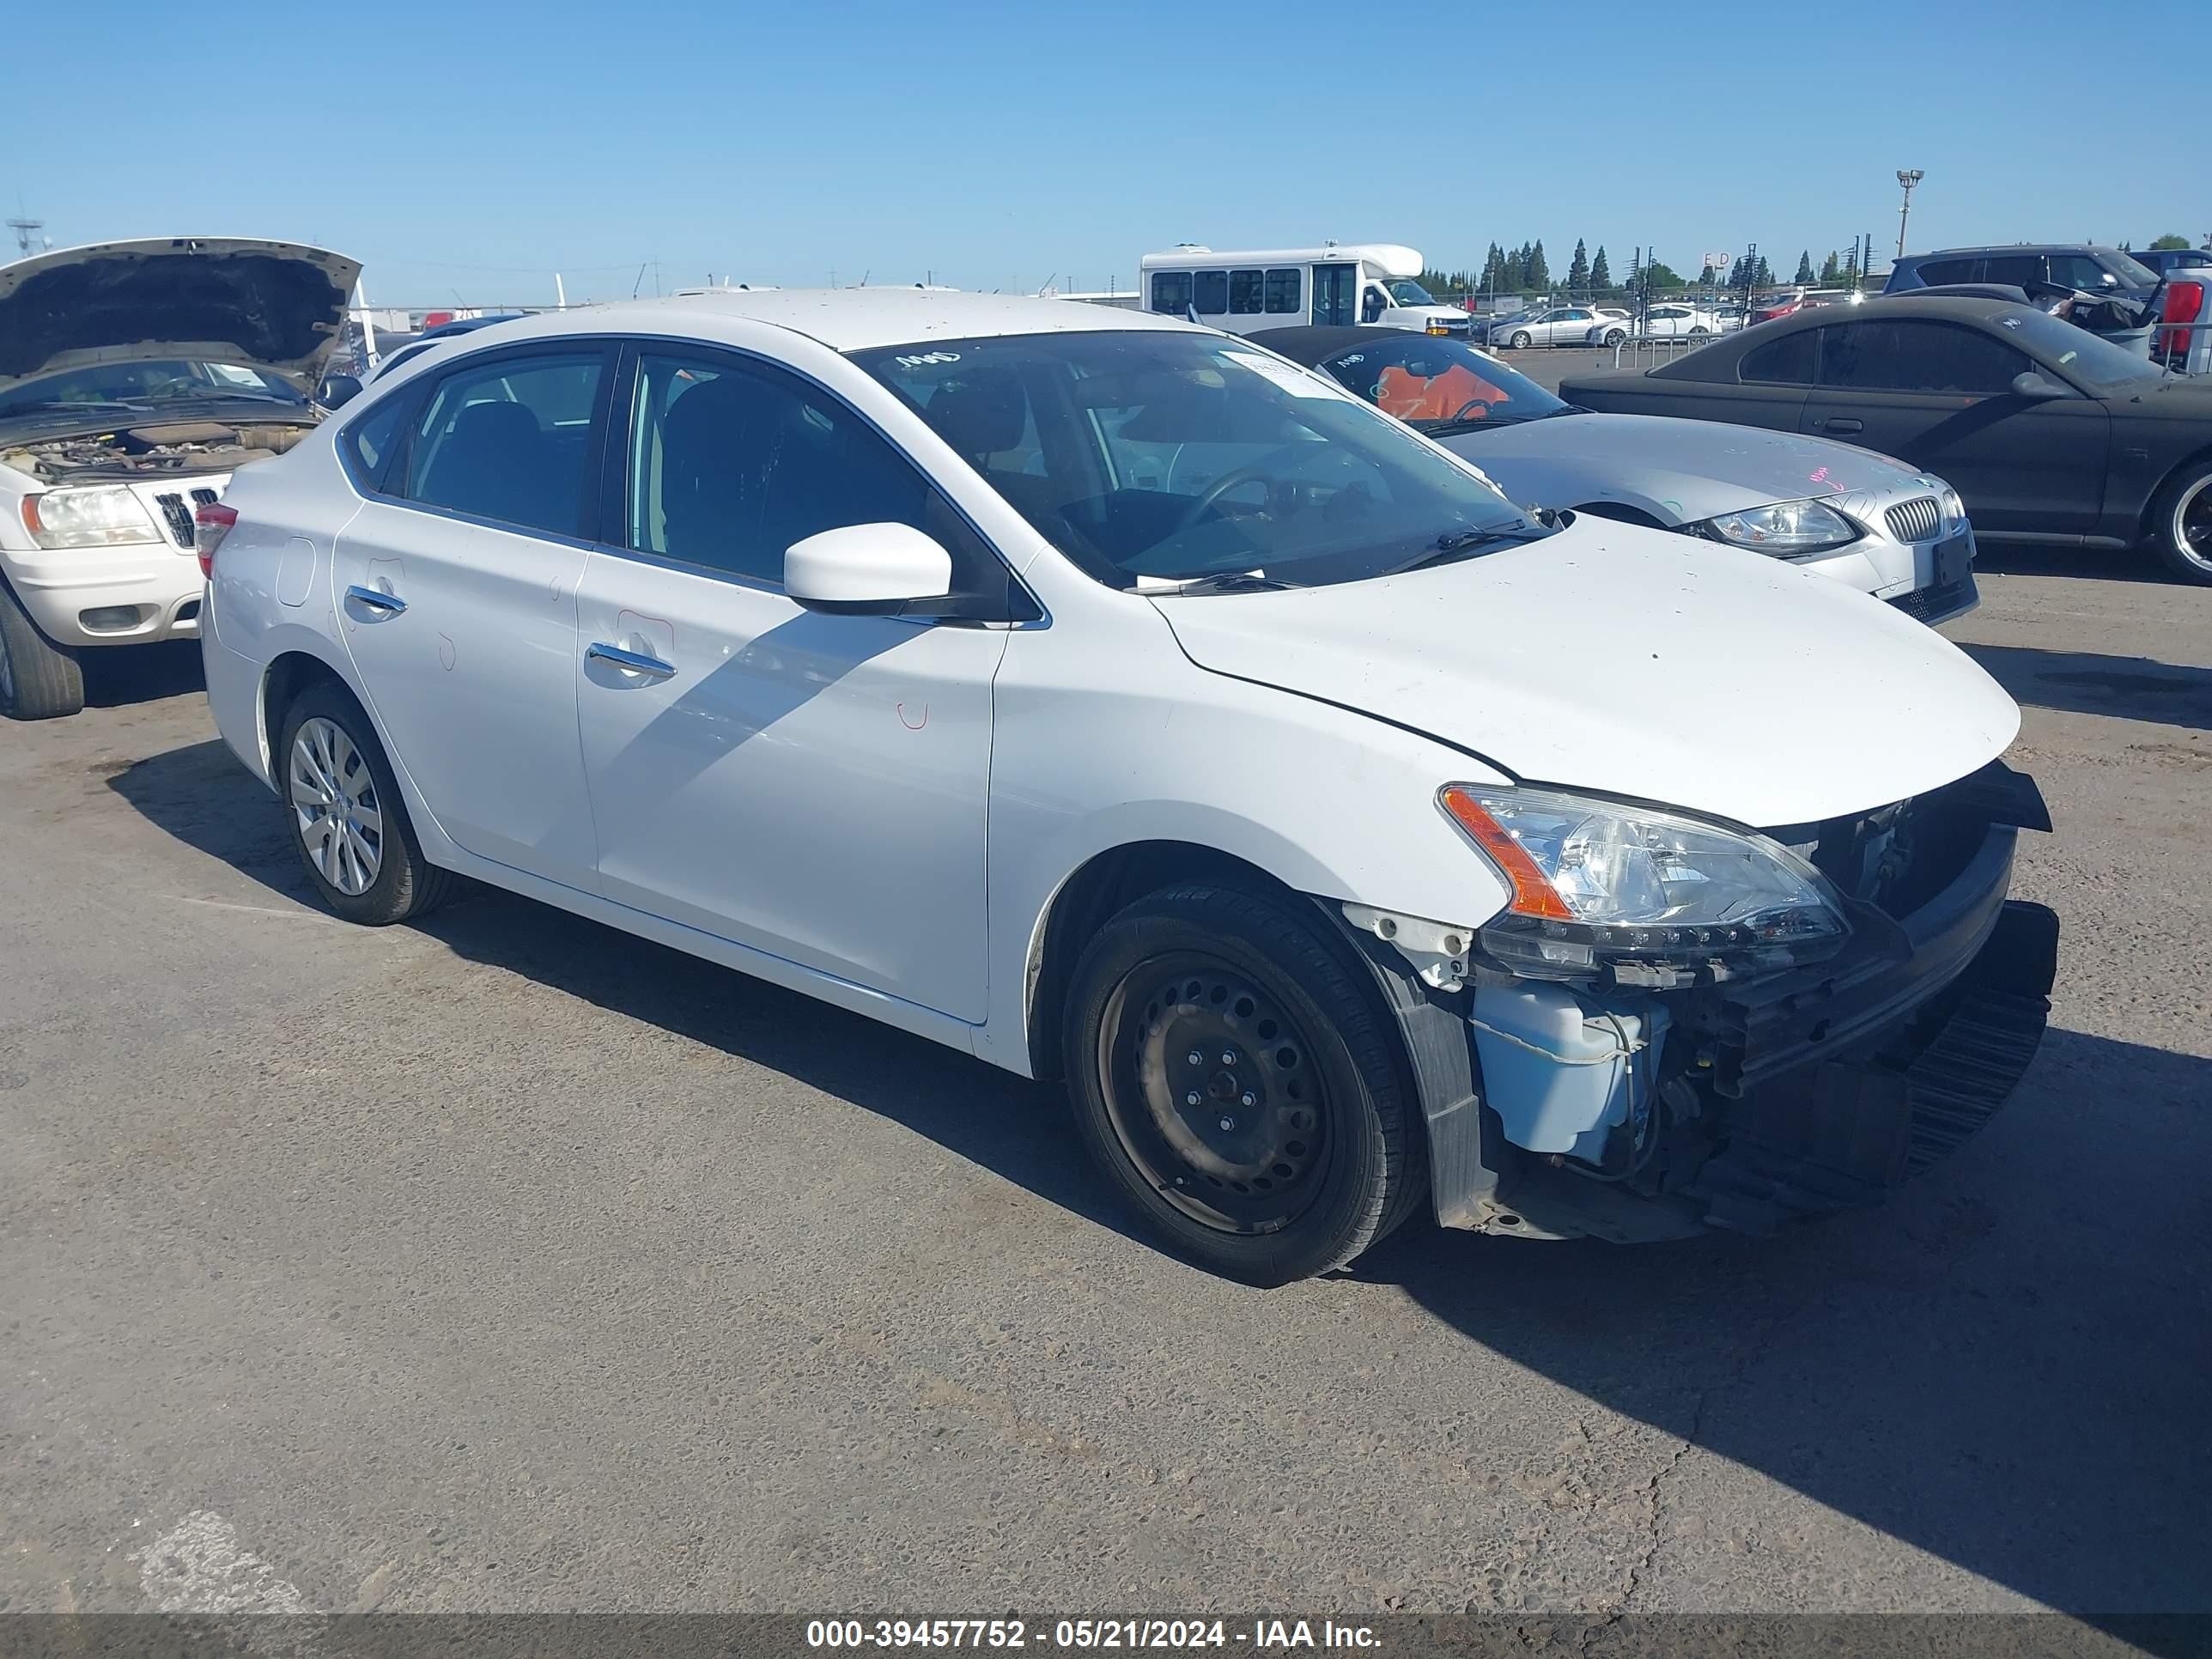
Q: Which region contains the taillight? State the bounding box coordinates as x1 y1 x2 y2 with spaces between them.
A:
193 501 237 579
2160 279 2204 361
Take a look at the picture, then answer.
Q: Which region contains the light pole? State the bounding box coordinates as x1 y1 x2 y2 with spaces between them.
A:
1895 169 1924 262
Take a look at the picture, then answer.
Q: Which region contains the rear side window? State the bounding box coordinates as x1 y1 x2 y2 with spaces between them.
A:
1915 258 1978 286
1263 268 1301 313
2048 253 2108 290
343 392 414 486
1150 271 1191 316
624 350 1000 594
1741 331 1818 383
1193 270 1229 316
401 352 605 536
1980 253 2042 288
1229 270 1264 314
1816 321 2027 396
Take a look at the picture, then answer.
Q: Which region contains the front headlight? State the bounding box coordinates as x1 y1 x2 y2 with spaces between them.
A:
1441 784 1850 986
1688 497 1859 558
1940 486 1966 530
21 487 162 550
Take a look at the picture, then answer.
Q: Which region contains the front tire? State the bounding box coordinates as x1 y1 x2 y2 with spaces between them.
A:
1509 331 1533 349
0 578 85 721
2148 462 2212 584
1062 884 1425 1285
276 679 459 924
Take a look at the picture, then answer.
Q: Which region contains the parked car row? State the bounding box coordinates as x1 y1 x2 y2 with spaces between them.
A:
1559 292 2212 583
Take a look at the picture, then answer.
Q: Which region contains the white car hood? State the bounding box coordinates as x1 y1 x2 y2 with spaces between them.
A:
0 237 362 390
1151 518 2019 829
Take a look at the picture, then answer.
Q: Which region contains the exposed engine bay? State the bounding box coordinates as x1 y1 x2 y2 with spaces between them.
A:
1 419 316 484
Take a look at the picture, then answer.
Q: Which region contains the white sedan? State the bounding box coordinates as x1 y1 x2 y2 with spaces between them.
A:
1587 304 1724 344
198 289 2055 1282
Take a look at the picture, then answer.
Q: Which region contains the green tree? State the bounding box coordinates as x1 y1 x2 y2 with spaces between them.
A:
1566 238 1590 291
1753 256 1773 287
1641 258 1684 289
1527 239 1550 291
2149 233 2192 251
1589 246 1612 290
1794 250 1816 284
1819 249 1840 283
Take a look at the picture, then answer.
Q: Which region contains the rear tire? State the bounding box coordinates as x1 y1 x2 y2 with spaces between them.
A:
2148 462 2212 585
1061 884 1425 1285
276 679 459 924
0 578 85 721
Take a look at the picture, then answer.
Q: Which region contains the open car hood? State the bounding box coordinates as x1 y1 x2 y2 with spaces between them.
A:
0 237 362 391
1150 517 2019 830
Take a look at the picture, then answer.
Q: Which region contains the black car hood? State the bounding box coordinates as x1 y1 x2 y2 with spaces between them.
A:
0 237 362 391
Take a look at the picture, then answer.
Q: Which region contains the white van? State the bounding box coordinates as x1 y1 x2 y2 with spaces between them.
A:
1137 244 1472 337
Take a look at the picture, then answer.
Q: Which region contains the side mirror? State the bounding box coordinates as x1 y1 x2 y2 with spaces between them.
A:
317 374 363 410
1362 295 1387 323
2009 369 2069 401
785 522 952 615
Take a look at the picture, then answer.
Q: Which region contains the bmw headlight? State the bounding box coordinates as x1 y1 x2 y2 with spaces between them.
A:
1441 784 1850 987
1686 497 1859 558
21 486 161 550
1940 486 1967 530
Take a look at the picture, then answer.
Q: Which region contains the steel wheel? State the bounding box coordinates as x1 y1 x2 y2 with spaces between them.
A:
2171 474 2212 577
1096 952 1330 1236
289 715 384 896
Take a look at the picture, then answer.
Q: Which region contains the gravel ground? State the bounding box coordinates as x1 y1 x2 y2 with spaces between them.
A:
3 558 2207 1623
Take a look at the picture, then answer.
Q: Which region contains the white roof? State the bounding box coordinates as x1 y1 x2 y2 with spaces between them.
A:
1139 243 1425 277
492 287 1194 354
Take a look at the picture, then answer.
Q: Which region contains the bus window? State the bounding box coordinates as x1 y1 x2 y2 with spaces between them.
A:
1151 271 1192 315
1194 270 1229 315
1265 268 1302 313
1229 270 1264 314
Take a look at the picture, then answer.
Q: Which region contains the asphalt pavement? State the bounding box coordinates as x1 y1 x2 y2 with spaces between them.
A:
3 558 2208 1624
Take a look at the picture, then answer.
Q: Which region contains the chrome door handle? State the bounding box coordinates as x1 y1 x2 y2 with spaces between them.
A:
586 641 677 681
345 583 407 615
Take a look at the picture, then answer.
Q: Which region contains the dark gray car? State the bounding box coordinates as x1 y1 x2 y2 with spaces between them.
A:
1887 245 2162 306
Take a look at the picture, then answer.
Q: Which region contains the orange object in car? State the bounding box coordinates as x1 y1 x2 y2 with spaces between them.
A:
1374 361 1507 423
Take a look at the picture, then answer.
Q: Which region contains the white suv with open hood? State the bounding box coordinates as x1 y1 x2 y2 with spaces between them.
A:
198 290 2059 1283
0 237 361 719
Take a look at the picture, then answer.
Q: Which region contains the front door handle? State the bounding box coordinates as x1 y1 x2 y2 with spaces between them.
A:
344 583 407 616
1823 416 1863 434
586 641 677 682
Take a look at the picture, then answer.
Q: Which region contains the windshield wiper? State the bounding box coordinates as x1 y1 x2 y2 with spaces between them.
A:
1390 523 1553 574
1158 570 1296 595
4 398 155 416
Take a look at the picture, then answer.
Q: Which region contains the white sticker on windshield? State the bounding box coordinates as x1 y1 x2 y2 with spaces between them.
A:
1222 350 1349 400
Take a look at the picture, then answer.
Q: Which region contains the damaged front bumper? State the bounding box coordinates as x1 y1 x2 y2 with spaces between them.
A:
1349 765 2060 1243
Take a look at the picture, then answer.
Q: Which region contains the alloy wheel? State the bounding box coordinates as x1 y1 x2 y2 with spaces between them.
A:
2173 476 2212 575
289 715 384 896
1096 954 1329 1236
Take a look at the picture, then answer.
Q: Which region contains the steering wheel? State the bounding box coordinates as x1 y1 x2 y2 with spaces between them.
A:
1171 442 1322 532
1449 398 1492 422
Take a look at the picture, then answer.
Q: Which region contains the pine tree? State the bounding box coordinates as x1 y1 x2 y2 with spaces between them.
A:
1794 251 1815 284
1482 243 1504 292
1527 240 1550 292
1727 253 1750 288
1819 250 1840 283
1589 246 1611 290
1753 256 1773 287
1566 238 1590 291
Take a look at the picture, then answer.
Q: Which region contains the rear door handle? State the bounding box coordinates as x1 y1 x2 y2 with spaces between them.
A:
1822 417 1863 434
586 641 677 682
344 583 407 616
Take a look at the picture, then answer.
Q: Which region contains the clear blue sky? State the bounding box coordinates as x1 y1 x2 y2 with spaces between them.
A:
11 0 2209 307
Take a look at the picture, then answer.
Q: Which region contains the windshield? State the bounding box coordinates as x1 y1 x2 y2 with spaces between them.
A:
1999 307 2160 394
0 359 309 418
854 329 1532 589
1386 279 1437 307
2103 250 2160 289
1312 333 1570 428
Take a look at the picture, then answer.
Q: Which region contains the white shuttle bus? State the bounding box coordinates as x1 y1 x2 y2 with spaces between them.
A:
1136 243 1472 336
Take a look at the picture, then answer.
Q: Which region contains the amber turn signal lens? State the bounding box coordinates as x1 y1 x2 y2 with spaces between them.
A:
1440 786 1574 921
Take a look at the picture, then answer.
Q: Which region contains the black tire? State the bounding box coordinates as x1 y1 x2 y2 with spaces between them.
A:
276 678 459 925
1509 331 1533 349
1602 328 1626 347
2147 460 2212 585
0 577 85 721
1061 884 1425 1285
